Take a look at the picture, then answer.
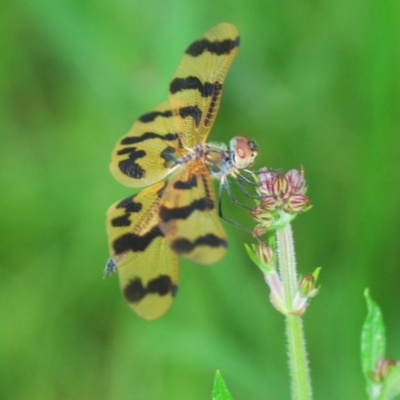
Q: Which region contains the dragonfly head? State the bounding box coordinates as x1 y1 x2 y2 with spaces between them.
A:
230 135 258 169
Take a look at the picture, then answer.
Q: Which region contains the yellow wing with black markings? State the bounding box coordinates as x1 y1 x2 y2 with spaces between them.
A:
110 101 183 188
110 23 239 188
168 22 239 148
106 23 241 319
159 160 227 264
109 23 239 188
106 181 178 320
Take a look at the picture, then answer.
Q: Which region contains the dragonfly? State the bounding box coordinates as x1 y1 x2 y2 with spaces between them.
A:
106 22 258 320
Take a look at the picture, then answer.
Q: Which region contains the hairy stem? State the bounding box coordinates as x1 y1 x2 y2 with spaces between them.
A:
276 223 312 400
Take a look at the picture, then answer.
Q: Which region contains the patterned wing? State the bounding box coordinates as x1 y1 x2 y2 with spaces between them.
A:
168 23 240 148
110 101 183 188
106 181 178 320
159 159 227 264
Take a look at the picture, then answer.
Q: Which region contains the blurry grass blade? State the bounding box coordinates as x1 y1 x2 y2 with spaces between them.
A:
212 371 234 400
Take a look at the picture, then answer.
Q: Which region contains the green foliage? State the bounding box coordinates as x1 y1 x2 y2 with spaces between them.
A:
212 371 234 400
362 290 387 398
361 290 386 380
381 367 400 400
1 0 400 399
361 291 400 400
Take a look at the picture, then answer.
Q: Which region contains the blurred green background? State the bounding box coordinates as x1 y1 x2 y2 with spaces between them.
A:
1 0 399 399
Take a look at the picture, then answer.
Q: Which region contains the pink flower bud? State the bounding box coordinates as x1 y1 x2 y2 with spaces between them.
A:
285 194 311 213
370 357 397 382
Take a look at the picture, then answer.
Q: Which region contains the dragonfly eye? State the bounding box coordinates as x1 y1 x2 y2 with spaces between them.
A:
230 135 258 169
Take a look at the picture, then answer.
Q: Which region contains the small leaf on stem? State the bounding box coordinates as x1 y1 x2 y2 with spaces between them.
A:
361 289 387 398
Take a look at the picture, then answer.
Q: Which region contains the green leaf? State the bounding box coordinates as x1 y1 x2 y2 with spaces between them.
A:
380 365 400 400
244 243 264 271
212 371 234 400
244 243 275 274
361 289 386 397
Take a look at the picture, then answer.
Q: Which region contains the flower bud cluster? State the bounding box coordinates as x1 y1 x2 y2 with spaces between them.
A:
251 167 311 235
247 165 317 315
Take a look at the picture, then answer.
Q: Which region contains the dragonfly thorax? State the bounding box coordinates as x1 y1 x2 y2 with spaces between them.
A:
174 135 257 180
203 135 258 179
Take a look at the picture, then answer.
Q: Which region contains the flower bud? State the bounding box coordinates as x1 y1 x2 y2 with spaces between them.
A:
255 166 312 220
298 273 319 298
370 357 397 382
260 196 280 211
286 168 306 194
250 205 264 216
257 168 276 195
285 194 312 213
256 242 276 266
272 173 289 196
253 226 266 237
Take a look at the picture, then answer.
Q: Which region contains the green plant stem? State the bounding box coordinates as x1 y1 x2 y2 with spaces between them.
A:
276 223 312 400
